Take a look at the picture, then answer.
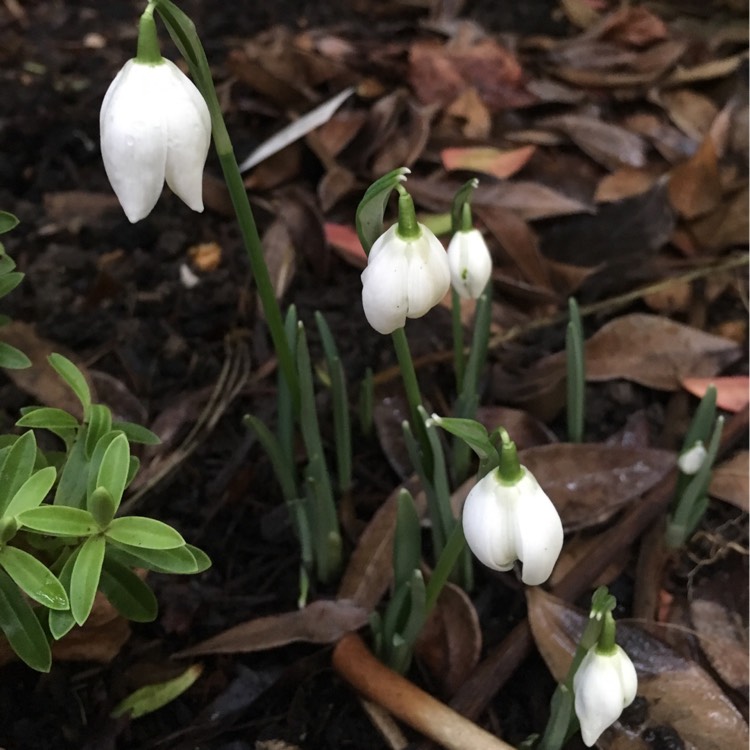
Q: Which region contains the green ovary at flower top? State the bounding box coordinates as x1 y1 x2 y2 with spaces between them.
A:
99 5 211 223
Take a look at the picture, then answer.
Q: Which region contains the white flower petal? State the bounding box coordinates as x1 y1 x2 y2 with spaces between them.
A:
405 225 450 318
162 60 211 212
361 247 409 334
100 60 167 222
513 470 564 585
447 228 492 299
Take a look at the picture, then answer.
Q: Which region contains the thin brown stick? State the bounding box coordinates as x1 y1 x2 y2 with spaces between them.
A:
332 632 516 750
448 405 749 720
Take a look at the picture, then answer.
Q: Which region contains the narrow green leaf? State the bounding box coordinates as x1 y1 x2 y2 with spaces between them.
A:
0 271 23 298
54 436 89 508
70 534 105 625
243 415 297 503
430 414 498 463
393 489 421 590
0 341 31 369
85 404 113 459
111 664 203 719
85 430 120 500
4 466 57 517
107 542 205 574
95 433 130 509
450 178 479 234
48 353 91 414
0 431 37 516
0 569 51 672
112 421 161 445
0 254 16 274
100 557 157 622
89 487 116 529
0 546 69 610
16 407 79 431
19 506 98 536
359 367 374 436
105 517 185 550
355 167 411 254
48 548 80 640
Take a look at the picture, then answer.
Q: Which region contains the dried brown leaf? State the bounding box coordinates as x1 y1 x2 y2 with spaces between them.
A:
682 376 750 414
527 588 750 750
260 219 296 304
475 405 557 450
665 52 747 86
584 314 741 391
595 167 661 203
687 184 749 252
444 87 492 139
177 600 369 656
668 136 722 219
690 598 749 692
518 443 674 531
415 583 481 697
658 88 719 142
710 451 749 512
441 145 536 180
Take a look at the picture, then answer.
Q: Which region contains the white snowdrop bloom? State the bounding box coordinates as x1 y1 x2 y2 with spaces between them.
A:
361 223 450 335
574 644 638 746
677 440 707 475
100 58 211 223
447 228 492 299
462 467 563 585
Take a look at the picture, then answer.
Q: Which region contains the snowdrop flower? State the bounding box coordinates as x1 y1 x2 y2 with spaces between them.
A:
574 617 638 747
361 192 450 335
462 432 563 585
100 10 211 223
677 440 707 475
447 227 492 299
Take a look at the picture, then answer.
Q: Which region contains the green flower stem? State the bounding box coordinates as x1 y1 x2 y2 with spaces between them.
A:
136 4 162 64
451 288 465 393
424 521 466 615
395 187 420 240
153 0 298 410
391 327 432 475
496 428 523 485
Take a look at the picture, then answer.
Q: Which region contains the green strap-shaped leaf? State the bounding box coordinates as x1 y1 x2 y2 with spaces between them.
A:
355 167 411 255
99 557 157 622
430 414 499 464
107 541 209 575
393 489 421 590
0 341 31 369
16 407 79 431
95 433 130 510
111 664 203 719
4 466 57 517
450 178 479 234
19 506 98 536
105 517 185 550
70 534 105 625
0 431 37 516
243 414 297 503
112 421 161 446
0 568 51 672
48 353 91 414
0 546 69 610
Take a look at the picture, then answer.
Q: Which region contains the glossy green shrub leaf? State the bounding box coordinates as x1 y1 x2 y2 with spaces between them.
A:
111 664 203 719
0 271 23 298
94 433 129 510
16 407 79 431
89 487 116 529
48 548 79 640
0 569 51 671
84 404 113 459
19 506 98 536
70 534 105 625
99 557 157 622
0 211 18 234
105 517 185 550
0 341 31 369
0 431 37 516
0 546 68 610
112 421 161 445
4 466 57 517
48 353 91 414
85 431 121 501
107 542 207 574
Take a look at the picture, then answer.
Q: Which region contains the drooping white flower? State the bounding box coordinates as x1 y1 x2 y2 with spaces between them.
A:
677 440 707 475
361 223 450 335
573 643 638 746
462 466 563 585
447 228 492 299
100 58 211 223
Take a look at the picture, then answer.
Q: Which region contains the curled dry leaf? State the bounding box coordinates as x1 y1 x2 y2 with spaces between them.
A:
709 451 749 512
176 600 369 657
440 145 536 180
584 314 741 391
667 136 722 220
518 443 675 532
260 220 297 304
415 582 482 697
527 588 750 750
681 376 750 413
595 167 661 203
690 598 749 693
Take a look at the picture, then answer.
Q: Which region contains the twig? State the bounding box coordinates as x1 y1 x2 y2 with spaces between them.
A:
447 405 749 721
332 632 516 750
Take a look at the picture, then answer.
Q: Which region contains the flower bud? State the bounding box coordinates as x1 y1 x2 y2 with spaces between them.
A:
447 228 492 299
573 643 638 746
100 58 211 223
461 466 563 585
677 440 707 475
361 223 450 335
